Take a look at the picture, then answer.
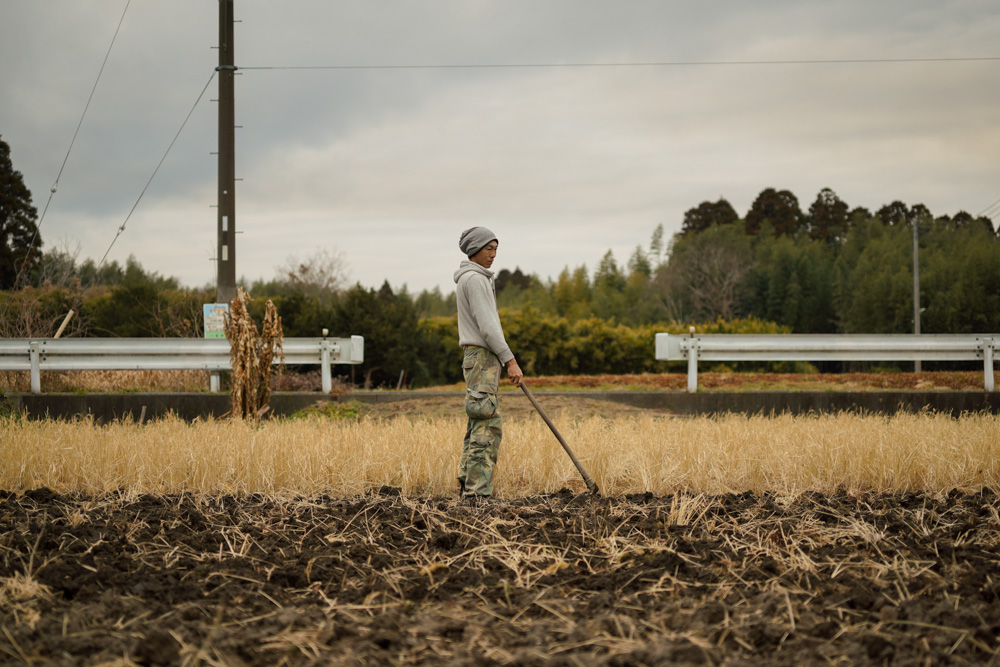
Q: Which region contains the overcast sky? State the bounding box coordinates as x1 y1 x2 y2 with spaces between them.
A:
2 1 998 295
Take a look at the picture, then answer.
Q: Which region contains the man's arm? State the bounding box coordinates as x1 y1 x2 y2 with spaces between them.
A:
467 277 514 363
506 358 523 386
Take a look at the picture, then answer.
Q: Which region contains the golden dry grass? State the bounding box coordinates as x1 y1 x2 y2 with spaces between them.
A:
0 369 211 394
2 412 997 497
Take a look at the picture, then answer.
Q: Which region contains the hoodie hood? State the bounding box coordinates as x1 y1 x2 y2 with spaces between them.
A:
454 260 494 284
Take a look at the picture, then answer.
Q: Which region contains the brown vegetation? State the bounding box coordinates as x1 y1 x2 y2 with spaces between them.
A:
1 369 989 395
2 487 997 664
226 287 284 419
0 369 211 394
475 371 989 392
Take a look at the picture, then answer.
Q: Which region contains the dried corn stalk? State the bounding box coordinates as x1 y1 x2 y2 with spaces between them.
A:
225 287 284 420
257 298 285 410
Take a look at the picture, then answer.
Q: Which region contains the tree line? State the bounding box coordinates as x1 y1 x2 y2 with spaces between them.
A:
5 132 999 386
414 187 999 336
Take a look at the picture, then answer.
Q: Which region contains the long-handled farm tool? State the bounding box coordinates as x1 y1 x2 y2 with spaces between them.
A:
519 381 600 496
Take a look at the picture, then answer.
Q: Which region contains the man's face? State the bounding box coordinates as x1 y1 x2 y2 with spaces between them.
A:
470 241 498 269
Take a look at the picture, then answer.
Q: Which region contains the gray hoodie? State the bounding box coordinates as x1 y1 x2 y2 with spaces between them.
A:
453 261 514 364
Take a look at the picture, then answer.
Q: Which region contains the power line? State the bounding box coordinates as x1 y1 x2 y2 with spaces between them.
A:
14 0 131 288
978 197 1000 218
240 55 1000 71
97 71 217 269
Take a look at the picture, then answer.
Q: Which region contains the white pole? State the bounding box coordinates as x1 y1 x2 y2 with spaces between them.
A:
29 342 41 394
321 342 332 393
687 341 698 393
985 341 995 392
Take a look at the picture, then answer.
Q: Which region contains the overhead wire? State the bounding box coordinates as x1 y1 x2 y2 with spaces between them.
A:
13 0 131 288
240 55 1000 71
243 54 1000 227
977 197 1000 218
97 70 217 269
83 52 1000 269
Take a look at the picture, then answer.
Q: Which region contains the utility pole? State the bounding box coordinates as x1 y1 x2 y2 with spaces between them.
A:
216 0 237 304
913 216 921 373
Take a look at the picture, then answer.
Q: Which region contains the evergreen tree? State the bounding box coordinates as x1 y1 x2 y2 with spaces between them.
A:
0 136 42 289
495 267 532 293
76 258 125 286
414 286 456 318
937 210 994 235
622 246 665 324
333 282 428 388
496 273 556 313
807 187 850 243
875 201 932 228
743 235 837 332
627 246 651 279
680 199 738 236
837 222 915 332
918 219 1000 332
552 265 592 320
745 188 803 237
591 250 626 320
648 223 666 269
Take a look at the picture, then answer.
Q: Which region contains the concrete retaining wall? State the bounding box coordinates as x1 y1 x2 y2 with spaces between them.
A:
5 390 999 422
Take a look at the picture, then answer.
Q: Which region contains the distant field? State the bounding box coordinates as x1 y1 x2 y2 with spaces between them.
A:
0 369 989 394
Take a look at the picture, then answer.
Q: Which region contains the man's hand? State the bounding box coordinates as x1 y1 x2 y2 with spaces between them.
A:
506 358 524 387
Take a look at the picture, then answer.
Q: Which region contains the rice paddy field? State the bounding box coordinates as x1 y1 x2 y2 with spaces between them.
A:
2 405 1000 665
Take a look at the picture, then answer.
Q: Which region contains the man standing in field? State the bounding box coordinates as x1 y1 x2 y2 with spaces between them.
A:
454 227 524 501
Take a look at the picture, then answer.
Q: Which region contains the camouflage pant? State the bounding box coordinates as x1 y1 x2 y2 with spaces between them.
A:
458 346 502 497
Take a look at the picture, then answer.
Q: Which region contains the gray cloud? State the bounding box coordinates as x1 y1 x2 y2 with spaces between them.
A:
2 0 997 294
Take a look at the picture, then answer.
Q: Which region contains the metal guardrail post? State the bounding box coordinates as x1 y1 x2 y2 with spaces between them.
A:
210 372 221 392
320 340 332 394
350 335 364 363
29 341 41 394
985 338 995 392
686 338 699 393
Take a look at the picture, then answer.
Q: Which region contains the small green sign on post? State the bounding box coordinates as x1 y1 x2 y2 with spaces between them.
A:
204 303 229 339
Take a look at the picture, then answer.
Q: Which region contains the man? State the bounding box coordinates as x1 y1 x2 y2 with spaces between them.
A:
454 226 524 501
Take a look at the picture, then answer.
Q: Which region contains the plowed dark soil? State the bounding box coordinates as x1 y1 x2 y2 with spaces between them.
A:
2 487 998 665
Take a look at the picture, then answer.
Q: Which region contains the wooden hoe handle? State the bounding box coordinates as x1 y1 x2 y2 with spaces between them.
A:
519 382 600 496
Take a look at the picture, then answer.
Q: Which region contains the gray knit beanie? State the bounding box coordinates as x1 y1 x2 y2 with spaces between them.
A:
459 226 498 257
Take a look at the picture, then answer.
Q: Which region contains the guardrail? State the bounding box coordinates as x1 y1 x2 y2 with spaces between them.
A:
655 333 998 393
0 336 364 395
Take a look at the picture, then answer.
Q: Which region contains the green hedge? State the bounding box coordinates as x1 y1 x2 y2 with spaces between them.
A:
419 308 790 383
